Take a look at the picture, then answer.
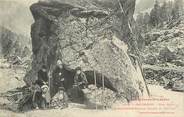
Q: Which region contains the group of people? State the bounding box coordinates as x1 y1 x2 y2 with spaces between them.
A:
32 60 88 109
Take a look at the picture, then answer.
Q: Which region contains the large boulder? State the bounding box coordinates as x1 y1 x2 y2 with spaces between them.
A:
25 0 148 102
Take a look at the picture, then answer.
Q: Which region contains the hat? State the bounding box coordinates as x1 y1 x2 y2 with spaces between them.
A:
75 67 82 71
41 85 49 90
42 65 47 69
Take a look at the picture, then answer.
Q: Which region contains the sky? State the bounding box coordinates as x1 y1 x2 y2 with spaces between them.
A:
0 0 37 36
135 0 175 13
0 0 175 37
3 0 38 5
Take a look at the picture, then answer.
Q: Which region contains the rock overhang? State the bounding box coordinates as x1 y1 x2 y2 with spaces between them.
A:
25 0 149 101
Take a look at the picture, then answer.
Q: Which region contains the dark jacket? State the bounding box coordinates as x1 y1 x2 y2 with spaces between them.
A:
74 72 88 86
52 66 65 87
36 70 49 87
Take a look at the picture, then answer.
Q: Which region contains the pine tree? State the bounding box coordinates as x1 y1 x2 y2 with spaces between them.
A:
136 12 144 27
160 1 168 22
149 0 161 27
166 1 174 22
172 0 183 19
143 12 150 32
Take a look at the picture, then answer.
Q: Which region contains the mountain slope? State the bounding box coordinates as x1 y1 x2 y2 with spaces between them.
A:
0 26 31 58
143 17 184 67
142 16 184 88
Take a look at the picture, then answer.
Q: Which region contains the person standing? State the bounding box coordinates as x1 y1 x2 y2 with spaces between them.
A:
33 65 49 109
52 60 65 95
36 65 49 86
51 60 68 108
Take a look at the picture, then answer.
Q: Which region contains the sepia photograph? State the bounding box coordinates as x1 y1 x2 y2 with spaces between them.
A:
0 0 184 117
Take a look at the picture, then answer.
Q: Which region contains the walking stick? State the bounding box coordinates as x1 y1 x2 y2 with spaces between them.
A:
118 0 150 96
48 71 51 108
102 74 105 110
94 71 97 110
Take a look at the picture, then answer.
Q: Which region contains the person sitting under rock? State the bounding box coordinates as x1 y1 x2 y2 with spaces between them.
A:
68 67 88 103
33 65 49 109
73 67 88 89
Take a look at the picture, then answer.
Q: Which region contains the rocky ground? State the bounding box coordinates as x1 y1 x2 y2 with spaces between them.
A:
143 17 184 67
0 58 26 93
142 16 184 90
0 58 184 117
